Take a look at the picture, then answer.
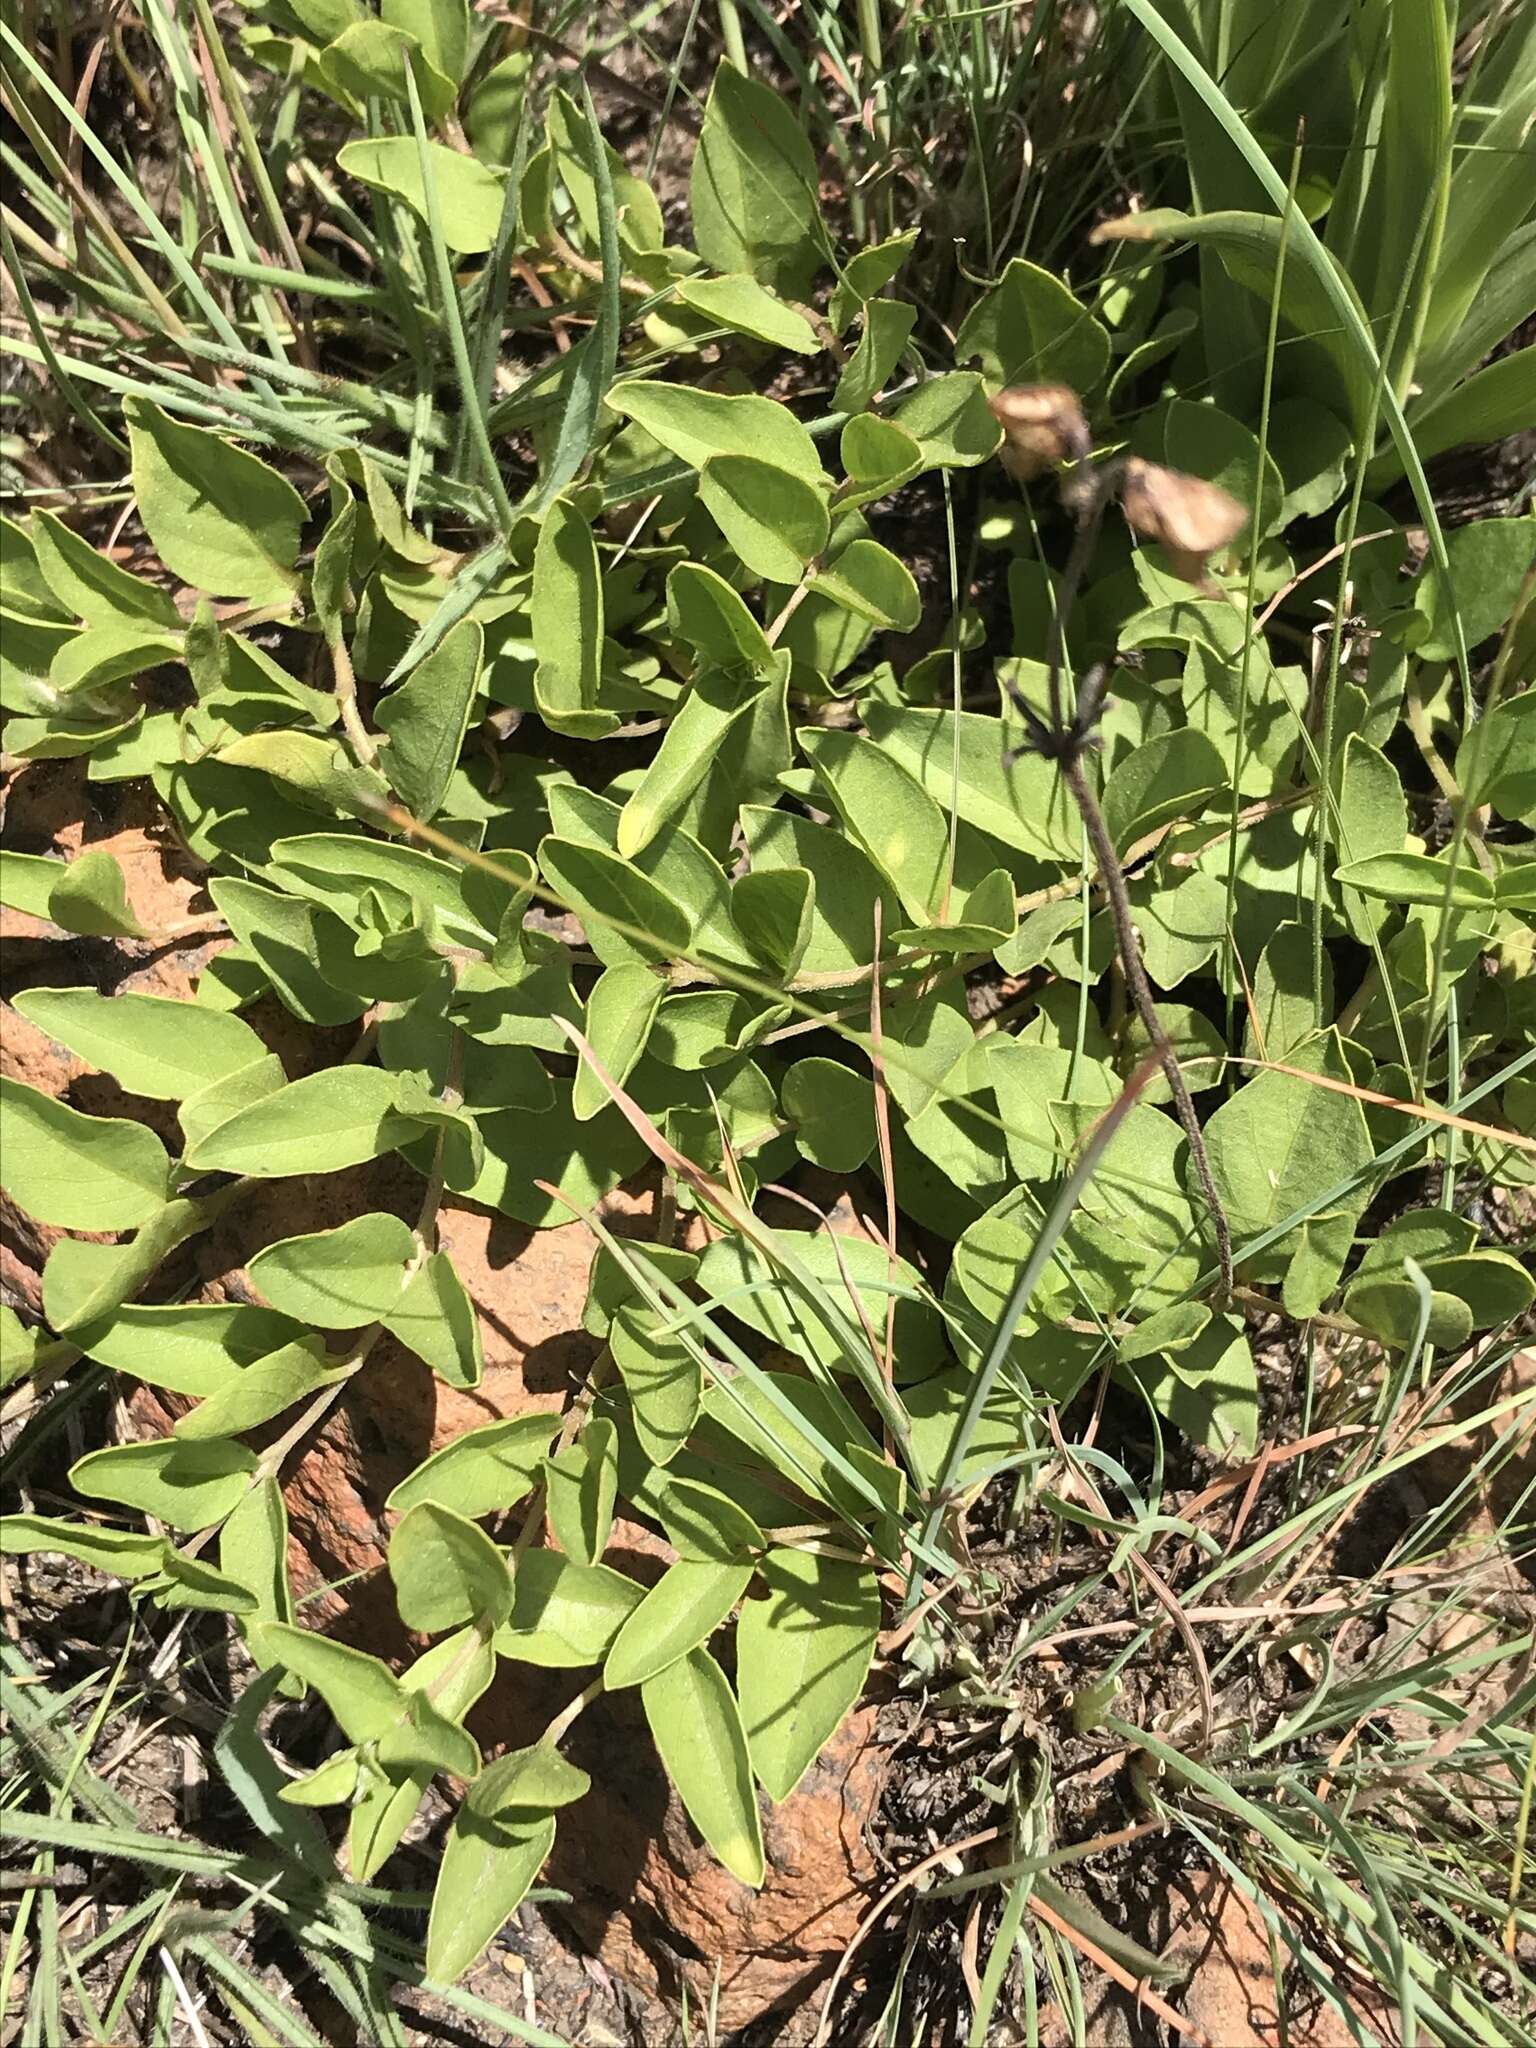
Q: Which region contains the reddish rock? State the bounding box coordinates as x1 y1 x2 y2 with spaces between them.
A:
2 764 208 956
1 757 89 866
1162 1869 1400 2047
1161 1870 1275 2047
545 1694 886 2037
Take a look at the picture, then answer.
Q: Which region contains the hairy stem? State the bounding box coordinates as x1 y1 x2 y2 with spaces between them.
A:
1007 452 1236 1303
1063 751 1234 1302
329 627 376 767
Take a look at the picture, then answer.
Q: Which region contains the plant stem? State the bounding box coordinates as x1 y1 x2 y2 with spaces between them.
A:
1006 453 1235 1300
765 560 819 644
856 0 892 233
1063 751 1234 1302
329 628 376 766
543 1677 604 1747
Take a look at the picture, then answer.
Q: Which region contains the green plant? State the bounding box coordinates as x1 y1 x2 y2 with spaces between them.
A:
1105 0 1536 482
2 3 1534 2033
0 1641 568 2043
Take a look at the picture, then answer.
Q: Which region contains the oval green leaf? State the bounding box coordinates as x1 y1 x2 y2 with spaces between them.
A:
737 1548 880 1801
126 399 304 602
640 1647 764 1888
389 1502 514 1634
181 1067 416 1176
0 1076 170 1231
13 987 265 1102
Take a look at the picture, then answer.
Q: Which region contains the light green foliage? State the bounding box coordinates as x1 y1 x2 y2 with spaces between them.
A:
9 23 1535 2007
544 1417 618 1566
1336 851 1494 915
1101 728 1227 853
375 618 482 818
676 274 820 353
609 1300 702 1466
1461 692 1535 822
126 400 304 602
604 1558 753 1688
606 380 824 479
182 1068 420 1174
1136 398 1282 536
641 1648 765 1888
893 373 1002 467
867 705 1077 861
689 66 824 298
259 1625 406 1743
532 497 609 736
1334 735 1409 937
173 1340 341 1440
1246 923 1324 1062
667 563 779 676
955 259 1110 392
13 988 264 1100
220 1479 297 1683
31 509 180 628
71 1301 305 1392
737 1549 880 1800
70 1438 257 1532
698 455 829 582
0 1078 170 1230
494 1550 643 1667
387 1253 484 1388
799 727 950 923
1412 517 1536 659
1 1513 165 1577
34 850 149 937
1203 1043 1375 1296
0 1307 41 1390
388 1502 513 1633
835 298 917 411
653 1475 766 1561
783 1056 877 1171
1343 1209 1535 1348
387 1414 561 1519
539 836 691 965
426 1810 555 1983
317 22 456 125
379 0 467 84
338 136 508 253
208 876 371 1025
811 540 920 632
698 1232 945 1383
249 1214 418 1325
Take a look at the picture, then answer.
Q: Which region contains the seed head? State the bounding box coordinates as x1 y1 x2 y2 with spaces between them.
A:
1119 458 1246 585
988 384 1091 482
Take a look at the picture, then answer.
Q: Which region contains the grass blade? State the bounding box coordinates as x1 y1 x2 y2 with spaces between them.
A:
530 77 623 513
1115 0 1473 698
404 57 516 534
